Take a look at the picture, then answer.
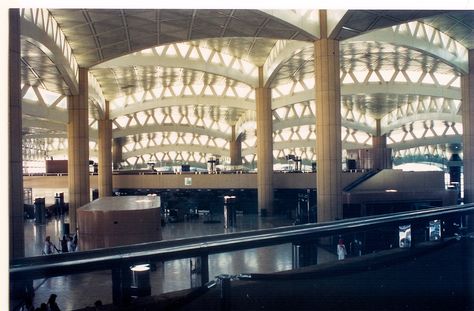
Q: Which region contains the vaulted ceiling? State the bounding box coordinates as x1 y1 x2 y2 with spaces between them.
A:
19 9 473 170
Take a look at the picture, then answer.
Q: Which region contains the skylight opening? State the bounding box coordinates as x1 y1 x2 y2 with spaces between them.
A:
38 88 61 106
450 77 461 88
405 70 423 83
218 121 231 133
140 48 154 55
189 47 200 59
199 47 212 62
302 77 315 89
182 133 193 144
192 84 205 95
213 84 225 96
439 32 450 49
431 121 445 136
201 86 213 96
389 129 406 143
24 87 38 101
248 90 256 100
424 129 435 138
154 46 165 56
163 88 174 98
135 111 148 125
210 53 221 65
342 74 355 84
348 131 360 143
421 73 435 85
275 82 293 96
198 135 209 145
424 25 435 42
134 91 145 102
411 125 426 139
367 71 380 83
234 85 250 98
433 72 455 86
244 154 254 163
378 69 395 82
240 60 255 75
298 125 311 139
115 116 129 128
165 45 178 57
215 138 227 148
394 71 407 83
170 106 182 123
171 85 183 96
280 128 292 141
225 87 236 97
407 21 418 36
56 97 67 109
275 107 288 120
151 87 164 99
144 91 154 101
293 82 305 93
176 43 190 58
294 103 305 117
353 131 370 143
352 70 369 83
415 24 427 40
221 53 234 67
245 136 257 147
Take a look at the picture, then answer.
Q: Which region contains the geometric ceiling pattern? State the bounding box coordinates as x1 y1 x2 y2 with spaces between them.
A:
19 9 473 172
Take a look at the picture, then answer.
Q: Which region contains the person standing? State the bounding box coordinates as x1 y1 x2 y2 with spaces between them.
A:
352 239 362 256
47 294 61 311
43 236 58 255
67 236 75 252
337 239 347 260
20 297 34 311
72 232 79 251
60 235 68 253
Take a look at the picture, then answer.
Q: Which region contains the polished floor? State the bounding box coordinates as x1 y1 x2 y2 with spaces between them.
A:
20 213 337 310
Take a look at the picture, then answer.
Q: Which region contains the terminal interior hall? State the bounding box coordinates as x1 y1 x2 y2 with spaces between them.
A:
7 7 474 311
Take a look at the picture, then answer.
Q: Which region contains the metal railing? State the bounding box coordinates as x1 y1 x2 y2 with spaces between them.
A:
10 204 474 304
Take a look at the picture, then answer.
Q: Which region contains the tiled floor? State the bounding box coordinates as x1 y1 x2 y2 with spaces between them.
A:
20 213 337 310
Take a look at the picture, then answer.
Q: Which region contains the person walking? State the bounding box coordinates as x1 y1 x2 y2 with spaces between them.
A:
337 239 347 260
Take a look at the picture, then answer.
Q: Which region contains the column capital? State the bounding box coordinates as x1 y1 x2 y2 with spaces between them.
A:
319 9 328 39
258 66 264 88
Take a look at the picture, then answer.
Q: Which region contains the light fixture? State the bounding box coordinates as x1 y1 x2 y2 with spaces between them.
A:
130 264 150 272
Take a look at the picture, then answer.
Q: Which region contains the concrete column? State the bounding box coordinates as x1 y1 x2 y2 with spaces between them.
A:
68 68 90 231
462 50 474 202
230 125 242 166
9 9 24 259
315 10 342 222
256 67 273 215
98 101 113 197
113 138 123 170
372 119 392 170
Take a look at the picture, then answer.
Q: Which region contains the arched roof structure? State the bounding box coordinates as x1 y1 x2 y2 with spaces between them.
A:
20 9 474 171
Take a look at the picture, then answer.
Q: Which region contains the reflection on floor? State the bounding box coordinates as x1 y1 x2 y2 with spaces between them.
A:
23 214 338 310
